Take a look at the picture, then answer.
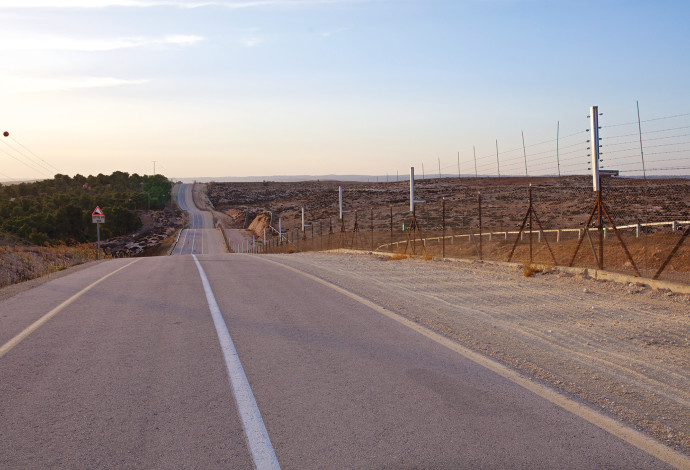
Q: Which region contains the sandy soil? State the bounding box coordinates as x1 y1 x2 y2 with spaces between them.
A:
264 251 690 456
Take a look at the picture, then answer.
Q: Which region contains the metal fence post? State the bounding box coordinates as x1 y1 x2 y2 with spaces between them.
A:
478 191 483 260
442 197 446 259
371 208 374 251
390 205 393 248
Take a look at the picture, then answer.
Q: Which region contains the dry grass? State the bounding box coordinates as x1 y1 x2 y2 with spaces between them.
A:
384 248 409 261
522 262 543 277
0 243 106 288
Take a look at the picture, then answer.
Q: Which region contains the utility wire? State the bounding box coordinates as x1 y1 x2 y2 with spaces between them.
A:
0 139 57 176
0 146 52 178
0 171 20 182
603 111 690 129
10 136 61 173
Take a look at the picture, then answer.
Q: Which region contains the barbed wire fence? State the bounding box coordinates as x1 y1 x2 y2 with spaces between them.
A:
222 105 689 285
251 176 688 285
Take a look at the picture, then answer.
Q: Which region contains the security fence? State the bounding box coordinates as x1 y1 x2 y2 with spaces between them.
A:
235 176 689 286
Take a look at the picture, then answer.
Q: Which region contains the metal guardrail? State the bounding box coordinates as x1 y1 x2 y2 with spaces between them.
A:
216 222 232 253
168 229 184 255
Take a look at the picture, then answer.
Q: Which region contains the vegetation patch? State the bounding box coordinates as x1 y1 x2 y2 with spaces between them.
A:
0 243 101 288
523 262 543 277
0 172 171 246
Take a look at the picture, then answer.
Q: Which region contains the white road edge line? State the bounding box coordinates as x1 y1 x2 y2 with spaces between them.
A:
0 259 141 360
192 255 280 470
254 255 690 470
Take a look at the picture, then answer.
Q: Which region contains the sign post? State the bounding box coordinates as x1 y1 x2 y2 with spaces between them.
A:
92 206 105 260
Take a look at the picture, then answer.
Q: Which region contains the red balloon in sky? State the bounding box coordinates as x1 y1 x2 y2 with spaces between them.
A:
2 131 7 137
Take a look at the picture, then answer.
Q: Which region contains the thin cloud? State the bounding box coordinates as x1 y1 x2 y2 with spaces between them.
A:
0 0 381 9
0 34 204 51
0 76 151 93
241 36 263 47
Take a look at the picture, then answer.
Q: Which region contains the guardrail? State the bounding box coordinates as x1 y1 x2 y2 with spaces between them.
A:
168 229 184 255
216 222 233 253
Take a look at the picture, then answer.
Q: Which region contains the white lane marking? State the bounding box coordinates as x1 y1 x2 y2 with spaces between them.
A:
254 256 690 470
191 228 197 254
192 255 280 470
0 259 140 360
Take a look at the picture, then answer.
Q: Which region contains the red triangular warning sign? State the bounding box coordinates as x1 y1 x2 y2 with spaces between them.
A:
92 206 104 216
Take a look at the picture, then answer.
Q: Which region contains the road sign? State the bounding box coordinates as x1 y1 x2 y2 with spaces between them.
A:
92 207 105 260
92 206 105 224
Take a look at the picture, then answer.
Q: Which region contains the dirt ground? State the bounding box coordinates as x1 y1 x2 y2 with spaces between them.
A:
265 251 690 457
206 176 690 283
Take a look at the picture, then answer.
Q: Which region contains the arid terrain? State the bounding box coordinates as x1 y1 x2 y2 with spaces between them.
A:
202 178 690 456
0 209 183 288
207 176 690 283
101 208 184 257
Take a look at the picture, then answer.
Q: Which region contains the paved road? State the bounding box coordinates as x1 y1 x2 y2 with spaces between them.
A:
172 184 225 255
0 190 686 469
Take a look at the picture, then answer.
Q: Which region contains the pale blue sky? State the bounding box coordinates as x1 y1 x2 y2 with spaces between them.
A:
1 0 689 180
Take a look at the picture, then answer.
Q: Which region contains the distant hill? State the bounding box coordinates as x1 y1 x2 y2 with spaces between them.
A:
175 174 460 183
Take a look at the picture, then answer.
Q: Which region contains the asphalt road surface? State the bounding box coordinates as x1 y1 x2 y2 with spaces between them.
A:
0 189 686 469
171 184 225 255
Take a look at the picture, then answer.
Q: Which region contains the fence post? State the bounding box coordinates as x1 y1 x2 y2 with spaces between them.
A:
478 191 483 260
529 185 533 264
390 205 393 248
371 208 374 251
442 197 446 259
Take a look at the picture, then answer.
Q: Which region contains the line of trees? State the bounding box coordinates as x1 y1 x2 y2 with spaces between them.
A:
0 171 172 246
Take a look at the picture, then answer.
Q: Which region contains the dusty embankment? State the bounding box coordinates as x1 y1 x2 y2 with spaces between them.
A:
192 183 256 250
101 209 184 257
265 251 690 456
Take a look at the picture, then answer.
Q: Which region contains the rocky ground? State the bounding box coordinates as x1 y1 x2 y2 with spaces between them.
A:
101 209 184 257
1 208 184 288
207 176 690 283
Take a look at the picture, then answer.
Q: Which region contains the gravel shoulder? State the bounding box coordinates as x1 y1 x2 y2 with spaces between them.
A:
262 251 690 456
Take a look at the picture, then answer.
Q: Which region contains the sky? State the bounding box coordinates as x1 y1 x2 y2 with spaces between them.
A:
1 0 689 181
